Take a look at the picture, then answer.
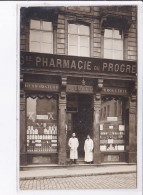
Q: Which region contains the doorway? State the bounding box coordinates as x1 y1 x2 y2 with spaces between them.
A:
72 94 93 158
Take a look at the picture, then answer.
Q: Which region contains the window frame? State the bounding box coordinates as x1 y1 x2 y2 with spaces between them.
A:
67 22 91 57
103 28 124 60
29 19 54 54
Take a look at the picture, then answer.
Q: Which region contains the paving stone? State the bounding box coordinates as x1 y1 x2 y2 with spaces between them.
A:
20 173 136 190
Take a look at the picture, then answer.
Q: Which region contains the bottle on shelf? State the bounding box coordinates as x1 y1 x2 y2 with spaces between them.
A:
49 125 52 134
27 129 30 134
47 126 50 134
35 128 38 134
44 128 47 134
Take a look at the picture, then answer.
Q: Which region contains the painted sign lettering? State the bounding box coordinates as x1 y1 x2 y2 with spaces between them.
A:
21 52 137 76
25 82 59 92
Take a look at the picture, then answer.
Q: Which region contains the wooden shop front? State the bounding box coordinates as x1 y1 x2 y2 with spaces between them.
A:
20 51 137 165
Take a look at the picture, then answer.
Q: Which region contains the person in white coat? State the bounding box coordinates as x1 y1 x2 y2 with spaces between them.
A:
84 135 94 164
68 133 79 164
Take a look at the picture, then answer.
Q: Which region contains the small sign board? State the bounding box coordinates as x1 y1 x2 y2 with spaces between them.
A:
25 82 59 92
119 125 125 131
100 124 103 130
107 117 118 121
109 126 113 129
108 139 113 144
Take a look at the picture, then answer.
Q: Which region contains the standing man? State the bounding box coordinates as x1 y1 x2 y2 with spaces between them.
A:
68 133 79 164
84 135 94 164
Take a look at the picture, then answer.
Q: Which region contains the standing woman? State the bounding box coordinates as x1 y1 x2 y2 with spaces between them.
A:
84 135 94 164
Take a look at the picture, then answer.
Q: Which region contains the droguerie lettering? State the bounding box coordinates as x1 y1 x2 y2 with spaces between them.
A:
102 63 136 74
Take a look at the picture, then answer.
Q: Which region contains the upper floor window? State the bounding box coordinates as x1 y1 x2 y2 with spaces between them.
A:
104 28 123 60
68 23 90 57
30 19 53 54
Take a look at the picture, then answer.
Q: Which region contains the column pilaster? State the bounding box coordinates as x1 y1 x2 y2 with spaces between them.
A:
128 82 137 163
58 76 67 165
20 74 27 165
93 93 101 164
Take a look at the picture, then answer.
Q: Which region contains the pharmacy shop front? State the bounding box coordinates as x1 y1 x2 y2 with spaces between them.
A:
20 52 137 165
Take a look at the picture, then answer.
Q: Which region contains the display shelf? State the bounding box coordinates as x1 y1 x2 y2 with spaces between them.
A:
100 123 125 152
26 123 58 153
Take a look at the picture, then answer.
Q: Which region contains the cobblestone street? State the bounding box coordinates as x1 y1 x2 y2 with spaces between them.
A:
20 173 136 190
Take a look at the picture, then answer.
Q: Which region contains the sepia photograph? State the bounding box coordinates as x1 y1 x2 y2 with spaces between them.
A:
19 3 138 190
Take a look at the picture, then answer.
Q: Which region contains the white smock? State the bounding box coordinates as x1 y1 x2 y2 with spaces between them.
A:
68 137 79 159
84 138 94 162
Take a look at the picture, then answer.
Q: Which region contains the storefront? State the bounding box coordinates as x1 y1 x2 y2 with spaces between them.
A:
20 6 137 165
20 51 137 165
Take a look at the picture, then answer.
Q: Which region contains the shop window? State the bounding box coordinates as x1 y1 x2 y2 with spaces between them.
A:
30 19 53 53
68 23 90 57
26 96 57 153
104 28 123 60
100 99 125 153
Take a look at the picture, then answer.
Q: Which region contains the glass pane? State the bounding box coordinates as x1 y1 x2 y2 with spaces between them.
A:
99 99 125 152
68 24 78 34
30 30 41 42
104 29 113 38
114 30 122 39
41 43 53 54
114 50 123 60
68 45 78 56
27 98 37 123
30 42 40 52
104 38 112 49
30 20 40 29
114 40 123 50
68 34 78 46
26 97 58 153
79 25 89 35
42 21 52 31
80 46 89 57
42 32 53 43
104 49 113 59
80 36 89 47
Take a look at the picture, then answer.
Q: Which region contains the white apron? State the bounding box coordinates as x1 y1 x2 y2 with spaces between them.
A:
84 138 94 162
68 137 79 159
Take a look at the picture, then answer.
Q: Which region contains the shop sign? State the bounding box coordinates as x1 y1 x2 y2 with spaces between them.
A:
101 87 128 95
107 117 118 121
21 51 137 76
67 84 93 94
25 82 59 92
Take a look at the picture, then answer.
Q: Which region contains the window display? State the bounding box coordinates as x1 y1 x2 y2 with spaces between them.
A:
26 96 57 153
100 99 125 151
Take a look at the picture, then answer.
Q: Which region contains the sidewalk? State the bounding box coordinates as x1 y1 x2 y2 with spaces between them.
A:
20 164 136 180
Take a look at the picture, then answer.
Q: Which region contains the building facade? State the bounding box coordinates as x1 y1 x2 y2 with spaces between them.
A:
20 6 137 165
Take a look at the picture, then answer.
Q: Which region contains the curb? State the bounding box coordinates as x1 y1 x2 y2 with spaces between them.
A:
20 171 136 180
